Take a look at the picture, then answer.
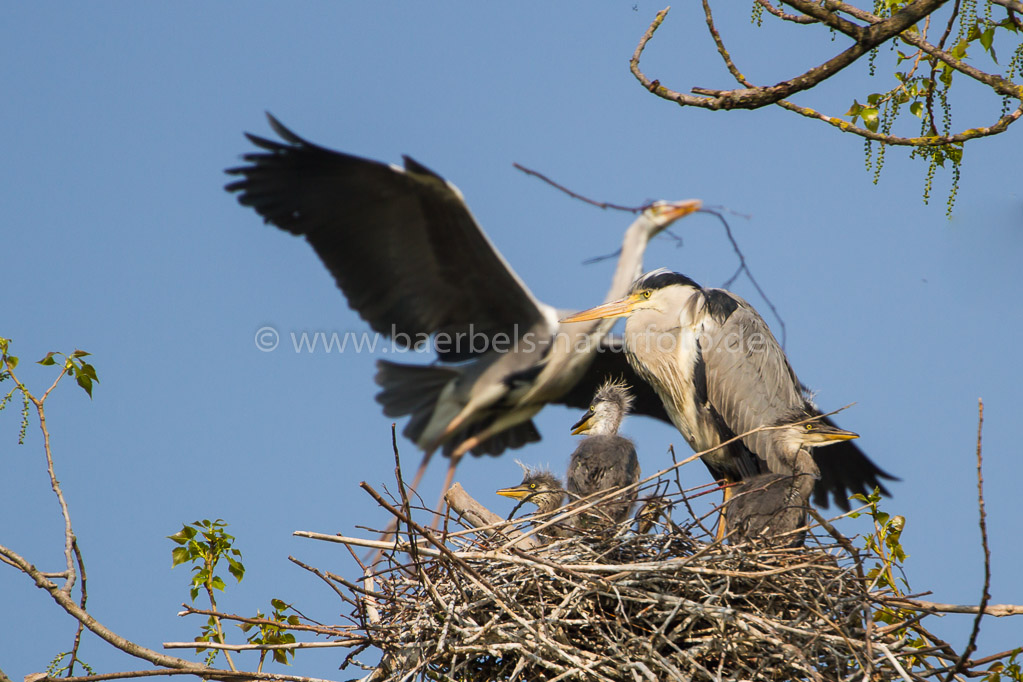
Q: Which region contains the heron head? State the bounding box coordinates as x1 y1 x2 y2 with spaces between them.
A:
643 199 702 233
560 270 700 324
496 469 565 513
795 419 859 446
571 378 633 435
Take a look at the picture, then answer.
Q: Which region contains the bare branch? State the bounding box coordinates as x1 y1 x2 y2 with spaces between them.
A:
512 163 645 212
633 2 1023 148
943 399 992 682
882 598 1023 617
755 0 818 24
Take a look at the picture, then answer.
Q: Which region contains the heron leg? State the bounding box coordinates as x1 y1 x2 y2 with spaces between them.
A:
714 479 734 542
430 452 464 530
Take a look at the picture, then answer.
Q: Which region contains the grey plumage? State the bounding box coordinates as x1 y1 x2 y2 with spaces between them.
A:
566 380 641 527
226 116 699 476
561 269 895 515
727 472 815 547
496 466 569 539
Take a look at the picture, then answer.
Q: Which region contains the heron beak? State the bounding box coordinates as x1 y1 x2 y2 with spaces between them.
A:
570 409 595 435
560 293 642 323
650 198 702 222
808 425 859 445
496 485 531 500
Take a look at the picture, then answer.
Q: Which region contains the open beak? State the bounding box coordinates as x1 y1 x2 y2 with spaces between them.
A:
570 409 595 435
496 485 530 501
560 292 643 324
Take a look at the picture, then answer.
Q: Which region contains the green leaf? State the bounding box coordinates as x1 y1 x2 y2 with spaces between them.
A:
171 547 190 567
7 355 18 369
168 527 197 543
910 102 924 118
980 27 994 52
211 576 227 591
861 107 880 132
227 556 245 582
76 373 94 398
71 349 91 358
38 352 58 366
78 363 98 380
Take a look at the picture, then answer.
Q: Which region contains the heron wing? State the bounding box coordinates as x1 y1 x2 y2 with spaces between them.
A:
226 114 550 360
810 416 898 510
698 291 803 473
555 335 671 423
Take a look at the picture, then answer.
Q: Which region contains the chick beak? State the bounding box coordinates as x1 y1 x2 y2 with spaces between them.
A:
571 409 595 435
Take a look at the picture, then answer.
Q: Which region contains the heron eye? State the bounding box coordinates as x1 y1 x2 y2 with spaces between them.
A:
641 290 652 300
529 483 536 489
805 423 814 430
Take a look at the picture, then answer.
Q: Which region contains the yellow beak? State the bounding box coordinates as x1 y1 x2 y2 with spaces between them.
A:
496 485 531 500
649 198 702 222
560 293 642 324
570 409 595 435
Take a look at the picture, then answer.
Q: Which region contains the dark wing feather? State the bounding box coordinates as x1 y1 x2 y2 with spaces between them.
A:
226 114 547 360
555 335 670 423
811 416 898 510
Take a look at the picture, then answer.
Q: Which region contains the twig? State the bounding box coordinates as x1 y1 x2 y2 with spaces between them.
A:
512 163 644 213
943 399 992 682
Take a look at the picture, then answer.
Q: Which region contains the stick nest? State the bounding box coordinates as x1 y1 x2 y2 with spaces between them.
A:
329 477 965 682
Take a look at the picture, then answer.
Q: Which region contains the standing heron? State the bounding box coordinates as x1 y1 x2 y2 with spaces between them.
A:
726 472 814 547
226 115 696 493
561 270 895 528
566 378 641 528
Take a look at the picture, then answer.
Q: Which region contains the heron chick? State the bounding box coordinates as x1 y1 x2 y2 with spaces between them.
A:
727 472 815 547
496 465 568 538
567 379 641 528
497 465 566 516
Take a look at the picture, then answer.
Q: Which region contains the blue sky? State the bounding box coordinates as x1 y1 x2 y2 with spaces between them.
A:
3 4 1021 680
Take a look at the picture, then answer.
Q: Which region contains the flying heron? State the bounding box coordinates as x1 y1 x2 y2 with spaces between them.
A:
566 378 641 528
561 270 895 528
726 472 814 547
226 115 698 493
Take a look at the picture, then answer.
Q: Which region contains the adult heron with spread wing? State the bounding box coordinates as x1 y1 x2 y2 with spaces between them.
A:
226 115 697 492
562 270 895 531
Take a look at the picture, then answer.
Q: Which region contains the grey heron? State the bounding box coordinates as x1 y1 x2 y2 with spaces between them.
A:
226 115 698 493
726 472 814 547
566 378 641 527
561 270 895 523
496 466 569 539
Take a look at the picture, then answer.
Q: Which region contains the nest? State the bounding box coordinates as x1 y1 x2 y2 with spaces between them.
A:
300 461 1008 682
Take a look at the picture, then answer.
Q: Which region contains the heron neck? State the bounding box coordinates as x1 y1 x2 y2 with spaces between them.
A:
605 213 655 303
588 415 622 436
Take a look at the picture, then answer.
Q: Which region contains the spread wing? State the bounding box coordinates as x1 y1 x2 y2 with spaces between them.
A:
226 114 550 361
